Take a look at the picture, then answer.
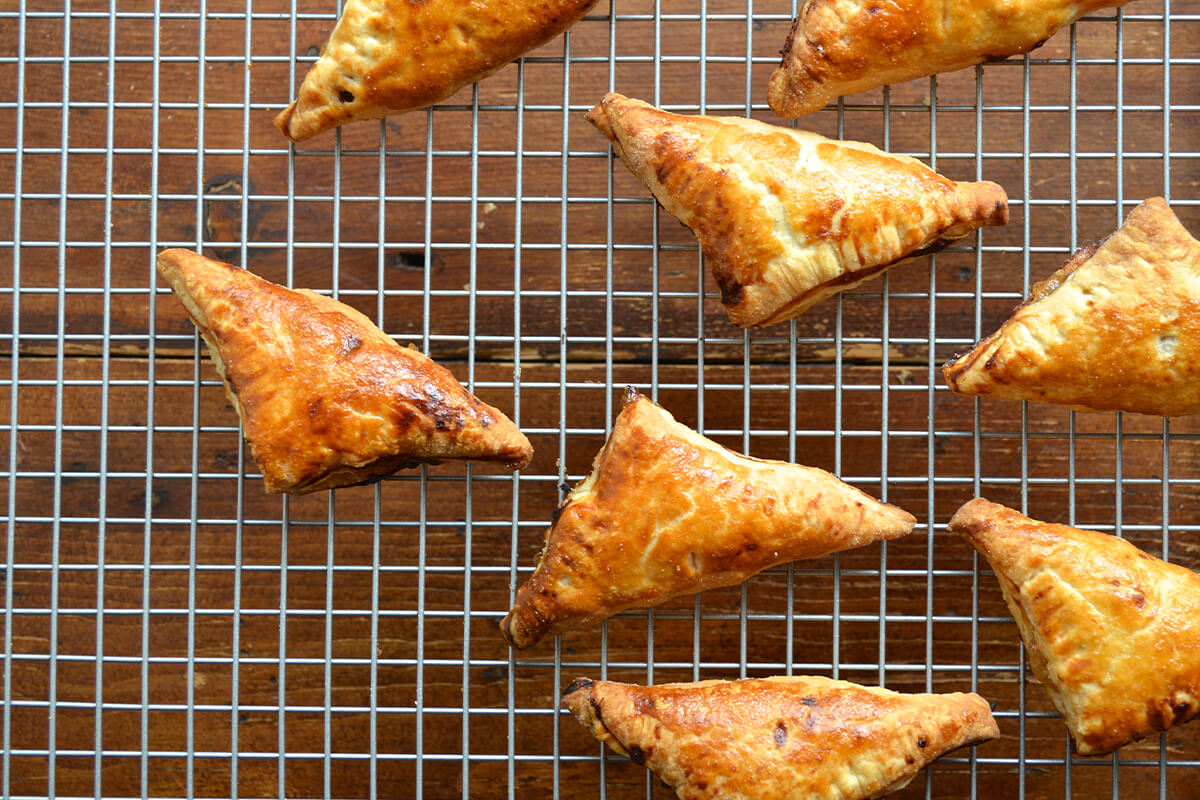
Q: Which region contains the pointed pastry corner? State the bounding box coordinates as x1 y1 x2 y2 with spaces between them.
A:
766 52 821 120
947 497 1040 575
272 101 305 143
620 384 644 409
766 12 829 120
156 246 231 283
562 676 595 703
961 180 1010 230
947 497 1009 542
949 690 1002 747
585 93 660 156
498 602 537 650
273 77 352 143
584 92 623 138
561 677 596 726
562 677 633 757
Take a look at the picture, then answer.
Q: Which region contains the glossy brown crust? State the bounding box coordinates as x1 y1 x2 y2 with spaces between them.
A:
155 249 532 494
587 93 1007 327
768 0 1128 119
275 0 598 141
950 498 1200 756
563 676 999 800
499 391 915 649
943 198 1200 416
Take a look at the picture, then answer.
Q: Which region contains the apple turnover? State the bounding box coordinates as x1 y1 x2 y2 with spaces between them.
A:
769 0 1129 119
587 93 1008 327
564 675 999 799
944 198 1200 416
499 390 915 649
951 497 1200 755
156 249 532 494
276 0 597 141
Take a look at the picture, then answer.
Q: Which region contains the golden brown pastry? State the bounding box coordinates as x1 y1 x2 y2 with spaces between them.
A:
500 390 915 649
276 0 597 141
943 198 1200 416
156 249 532 494
587 93 1008 327
563 676 999 799
950 497 1200 755
769 0 1130 119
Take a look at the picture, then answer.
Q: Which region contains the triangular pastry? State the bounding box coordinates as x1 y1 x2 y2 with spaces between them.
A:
500 390 915 649
587 93 1008 327
950 498 1200 755
156 249 532 494
563 676 999 799
943 198 1200 416
275 0 598 141
769 0 1129 119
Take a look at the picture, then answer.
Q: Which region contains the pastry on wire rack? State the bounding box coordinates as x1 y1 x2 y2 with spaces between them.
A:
563 675 999 799
944 197 1200 417
587 92 1008 328
768 0 1130 119
275 0 597 141
156 249 532 494
951 497 1200 756
499 388 916 649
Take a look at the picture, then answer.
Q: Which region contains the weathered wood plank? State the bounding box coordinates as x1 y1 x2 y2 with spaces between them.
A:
6 357 1200 797
4 0 1194 367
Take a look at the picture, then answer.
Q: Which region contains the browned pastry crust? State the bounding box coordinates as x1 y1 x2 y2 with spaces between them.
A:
768 0 1129 119
275 0 597 141
587 93 1008 327
950 498 1200 756
155 249 532 494
943 198 1200 416
563 676 999 799
499 390 915 649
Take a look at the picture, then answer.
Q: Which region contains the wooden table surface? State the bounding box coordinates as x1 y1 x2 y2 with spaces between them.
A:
4 0 1200 797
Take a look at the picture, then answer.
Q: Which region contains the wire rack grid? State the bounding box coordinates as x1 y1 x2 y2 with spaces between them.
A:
3 0 1200 797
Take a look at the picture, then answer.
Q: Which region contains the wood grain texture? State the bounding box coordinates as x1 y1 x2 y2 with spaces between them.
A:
7 358 1200 797
4 0 1200 796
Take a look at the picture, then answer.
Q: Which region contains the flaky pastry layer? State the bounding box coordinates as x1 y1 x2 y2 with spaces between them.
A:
944 198 1200 416
276 0 597 141
500 390 914 649
769 0 1129 119
588 93 1007 327
951 498 1200 755
157 249 531 493
564 675 998 800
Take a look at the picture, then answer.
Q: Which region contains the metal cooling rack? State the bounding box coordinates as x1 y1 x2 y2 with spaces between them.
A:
3 0 1200 797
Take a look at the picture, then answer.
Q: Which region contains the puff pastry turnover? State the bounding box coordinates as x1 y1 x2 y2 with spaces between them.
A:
564 675 999 800
951 498 1200 755
587 93 1008 327
276 0 597 141
499 390 915 649
769 0 1129 119
943 198 1200 416
156 249 532 494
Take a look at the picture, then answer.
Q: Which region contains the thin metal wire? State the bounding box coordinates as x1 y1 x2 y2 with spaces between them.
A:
2 3 26 796
1161 8 1174 794
43 3 71 795
505 54 526 800
95 0 117 792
